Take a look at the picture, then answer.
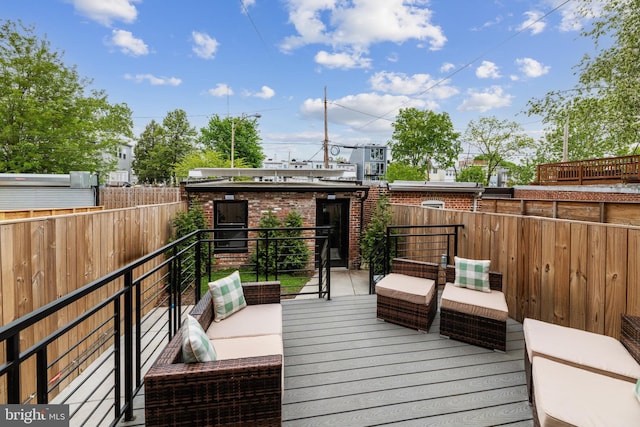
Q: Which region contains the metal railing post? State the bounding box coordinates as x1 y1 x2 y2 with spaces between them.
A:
114 297 121 421
123 269 134 421
36 348 48 403
7 333 20 403
195 234 202 303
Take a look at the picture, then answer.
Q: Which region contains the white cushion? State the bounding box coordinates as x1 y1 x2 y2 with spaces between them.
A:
533 356 640 427
440 283 508 322
206 304 282 339
523 317 640 383
213 335 283 360
375 273 436 305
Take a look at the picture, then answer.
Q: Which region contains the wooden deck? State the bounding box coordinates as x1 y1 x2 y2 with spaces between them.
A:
119 294 533 426
282 295 533 426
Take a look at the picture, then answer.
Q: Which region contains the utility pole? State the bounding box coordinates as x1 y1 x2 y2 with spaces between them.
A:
324 86 329 169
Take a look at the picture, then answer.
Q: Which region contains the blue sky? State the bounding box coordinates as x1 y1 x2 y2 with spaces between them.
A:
3 0 604 163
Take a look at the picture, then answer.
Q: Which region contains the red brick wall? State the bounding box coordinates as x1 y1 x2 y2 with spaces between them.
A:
188 190 364 269
515 188 640 202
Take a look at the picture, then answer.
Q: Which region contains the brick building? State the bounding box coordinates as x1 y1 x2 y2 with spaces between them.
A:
184 180 368 269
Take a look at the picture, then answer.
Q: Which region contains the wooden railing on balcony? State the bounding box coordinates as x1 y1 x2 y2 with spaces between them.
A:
537 155 640 185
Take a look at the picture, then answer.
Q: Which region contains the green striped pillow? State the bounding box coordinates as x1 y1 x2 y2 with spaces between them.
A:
209 270 247 321
454 256 491 292
182 314 216 363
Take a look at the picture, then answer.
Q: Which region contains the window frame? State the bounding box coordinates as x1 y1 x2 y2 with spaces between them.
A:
214 200 249 253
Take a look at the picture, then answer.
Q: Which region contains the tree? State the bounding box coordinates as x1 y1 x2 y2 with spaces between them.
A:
526 0 640 159
388 108 461 179
0 20 133 175
173 149 229 181
162 109 197 183
360 192 393 271
463 116 534 185
133 109 196 184
384 162 425 182
456 166 485 184
199 114 264 168
132 120 165 184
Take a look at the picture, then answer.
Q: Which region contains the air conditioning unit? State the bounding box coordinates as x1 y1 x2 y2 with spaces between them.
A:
421 200 445 209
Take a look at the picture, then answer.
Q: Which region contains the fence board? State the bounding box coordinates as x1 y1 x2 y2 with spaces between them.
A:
569 222 588 330
0 202 185 403
605 227 627 339
553 222 570 326
628 230 640 316
391 205 640 340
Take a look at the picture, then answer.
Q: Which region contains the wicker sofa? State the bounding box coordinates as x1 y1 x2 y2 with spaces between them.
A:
144 281 282 427
526 315 640 426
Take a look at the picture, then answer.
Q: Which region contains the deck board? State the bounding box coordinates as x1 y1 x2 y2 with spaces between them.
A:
118 294 533 426
281 294 533 427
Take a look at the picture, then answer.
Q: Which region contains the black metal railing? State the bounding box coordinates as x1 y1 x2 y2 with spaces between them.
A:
0 227 331 426
368 224 463 293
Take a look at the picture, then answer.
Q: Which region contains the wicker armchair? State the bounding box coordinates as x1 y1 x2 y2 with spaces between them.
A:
439 264 507 351
376 259 439 331
144 281 282 427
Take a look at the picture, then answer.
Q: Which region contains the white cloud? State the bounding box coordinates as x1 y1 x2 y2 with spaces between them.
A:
517 10 546 35
124 74 181 86
516 57 550 78
315 51 371 70
300 92 427 133
476 61 501 79
440 62 455 73
245 86 276 99
109 29 148 56
192 31 219 59
458 86 513 112
280 0 446 57
552 0 604 32
369 71 458 100
472 15 504 31
208 83 233 97
71 0 140 26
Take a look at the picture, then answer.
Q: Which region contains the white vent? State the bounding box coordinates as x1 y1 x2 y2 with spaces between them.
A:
421 200 445 209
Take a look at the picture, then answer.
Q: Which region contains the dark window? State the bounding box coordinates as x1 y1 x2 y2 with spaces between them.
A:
214 201 248 252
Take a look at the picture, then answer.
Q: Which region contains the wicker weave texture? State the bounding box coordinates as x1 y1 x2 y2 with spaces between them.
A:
144 281 283 427
377 288 437 331
439 308 507 351
621 314 640 364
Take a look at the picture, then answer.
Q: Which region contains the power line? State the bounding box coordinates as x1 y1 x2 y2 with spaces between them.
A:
355 0 574 131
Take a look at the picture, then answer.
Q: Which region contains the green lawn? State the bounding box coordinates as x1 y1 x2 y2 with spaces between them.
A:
199 269 311 295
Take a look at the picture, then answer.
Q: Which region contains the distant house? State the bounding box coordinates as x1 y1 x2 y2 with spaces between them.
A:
106 142 134 186
348 145 387 181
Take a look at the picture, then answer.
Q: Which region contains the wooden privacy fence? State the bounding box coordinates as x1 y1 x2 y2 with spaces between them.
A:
0 202 186 403
99 186 181 209
392 204 640 340
481 198 640 226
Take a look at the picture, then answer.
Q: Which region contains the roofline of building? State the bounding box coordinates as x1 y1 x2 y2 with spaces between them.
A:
185 181 368 193
387 181 484 194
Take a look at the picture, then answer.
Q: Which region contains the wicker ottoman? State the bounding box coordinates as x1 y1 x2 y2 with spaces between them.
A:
375 273 437 331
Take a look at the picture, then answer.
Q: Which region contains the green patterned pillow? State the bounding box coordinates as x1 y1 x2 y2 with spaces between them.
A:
635 378 640 403
454 256 491 292
209 270 247 322
182 314 216 363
